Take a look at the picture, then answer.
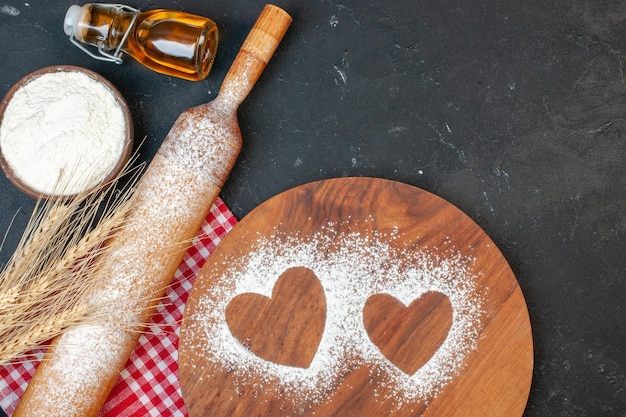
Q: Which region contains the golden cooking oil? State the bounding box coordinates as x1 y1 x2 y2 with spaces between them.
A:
64 4 218 81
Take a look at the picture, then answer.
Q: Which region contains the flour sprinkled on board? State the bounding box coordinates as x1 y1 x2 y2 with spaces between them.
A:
187 222 486 407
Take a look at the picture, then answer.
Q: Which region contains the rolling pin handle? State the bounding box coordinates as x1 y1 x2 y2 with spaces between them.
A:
218 4 292 107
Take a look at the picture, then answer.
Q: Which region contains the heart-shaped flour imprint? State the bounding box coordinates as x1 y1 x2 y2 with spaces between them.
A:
225 266 326 368
363 291 453 375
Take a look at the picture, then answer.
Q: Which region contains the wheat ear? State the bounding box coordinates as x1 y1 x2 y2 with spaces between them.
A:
0 149 146 365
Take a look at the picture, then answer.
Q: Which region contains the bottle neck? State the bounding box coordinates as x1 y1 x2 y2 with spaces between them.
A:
75 4 139 52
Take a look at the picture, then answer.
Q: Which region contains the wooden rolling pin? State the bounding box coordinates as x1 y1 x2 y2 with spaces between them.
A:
13 5 292 416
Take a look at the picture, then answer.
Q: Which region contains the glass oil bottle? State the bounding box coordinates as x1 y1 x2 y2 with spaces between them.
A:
63 3 219 81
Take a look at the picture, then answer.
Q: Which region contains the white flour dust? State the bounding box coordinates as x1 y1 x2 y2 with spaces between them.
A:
187 224 486 407
0 70 126 196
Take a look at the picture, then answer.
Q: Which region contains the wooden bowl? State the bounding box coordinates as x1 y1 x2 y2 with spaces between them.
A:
0 65 133 199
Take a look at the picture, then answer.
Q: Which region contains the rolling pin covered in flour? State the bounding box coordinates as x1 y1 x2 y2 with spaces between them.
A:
13 5 291 417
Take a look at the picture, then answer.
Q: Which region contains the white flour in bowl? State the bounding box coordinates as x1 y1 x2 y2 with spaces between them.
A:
0 70 126 196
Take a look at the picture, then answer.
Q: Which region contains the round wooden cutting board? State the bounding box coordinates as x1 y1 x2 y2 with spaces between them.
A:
178 177 533 417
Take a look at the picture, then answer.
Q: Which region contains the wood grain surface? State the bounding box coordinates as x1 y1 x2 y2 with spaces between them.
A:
179 177 533 417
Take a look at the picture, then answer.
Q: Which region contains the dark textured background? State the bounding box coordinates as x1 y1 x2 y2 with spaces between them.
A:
1 0 625 416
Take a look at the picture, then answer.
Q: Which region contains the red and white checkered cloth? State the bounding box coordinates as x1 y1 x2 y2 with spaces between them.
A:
0 197 238 416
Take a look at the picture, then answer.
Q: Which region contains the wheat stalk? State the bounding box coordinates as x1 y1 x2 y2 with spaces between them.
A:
17 206 132 307
0 285 19 308
0 305 96 364
0 153 146 365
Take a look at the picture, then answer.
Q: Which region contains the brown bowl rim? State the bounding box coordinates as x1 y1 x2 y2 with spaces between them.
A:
0 65 134 200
